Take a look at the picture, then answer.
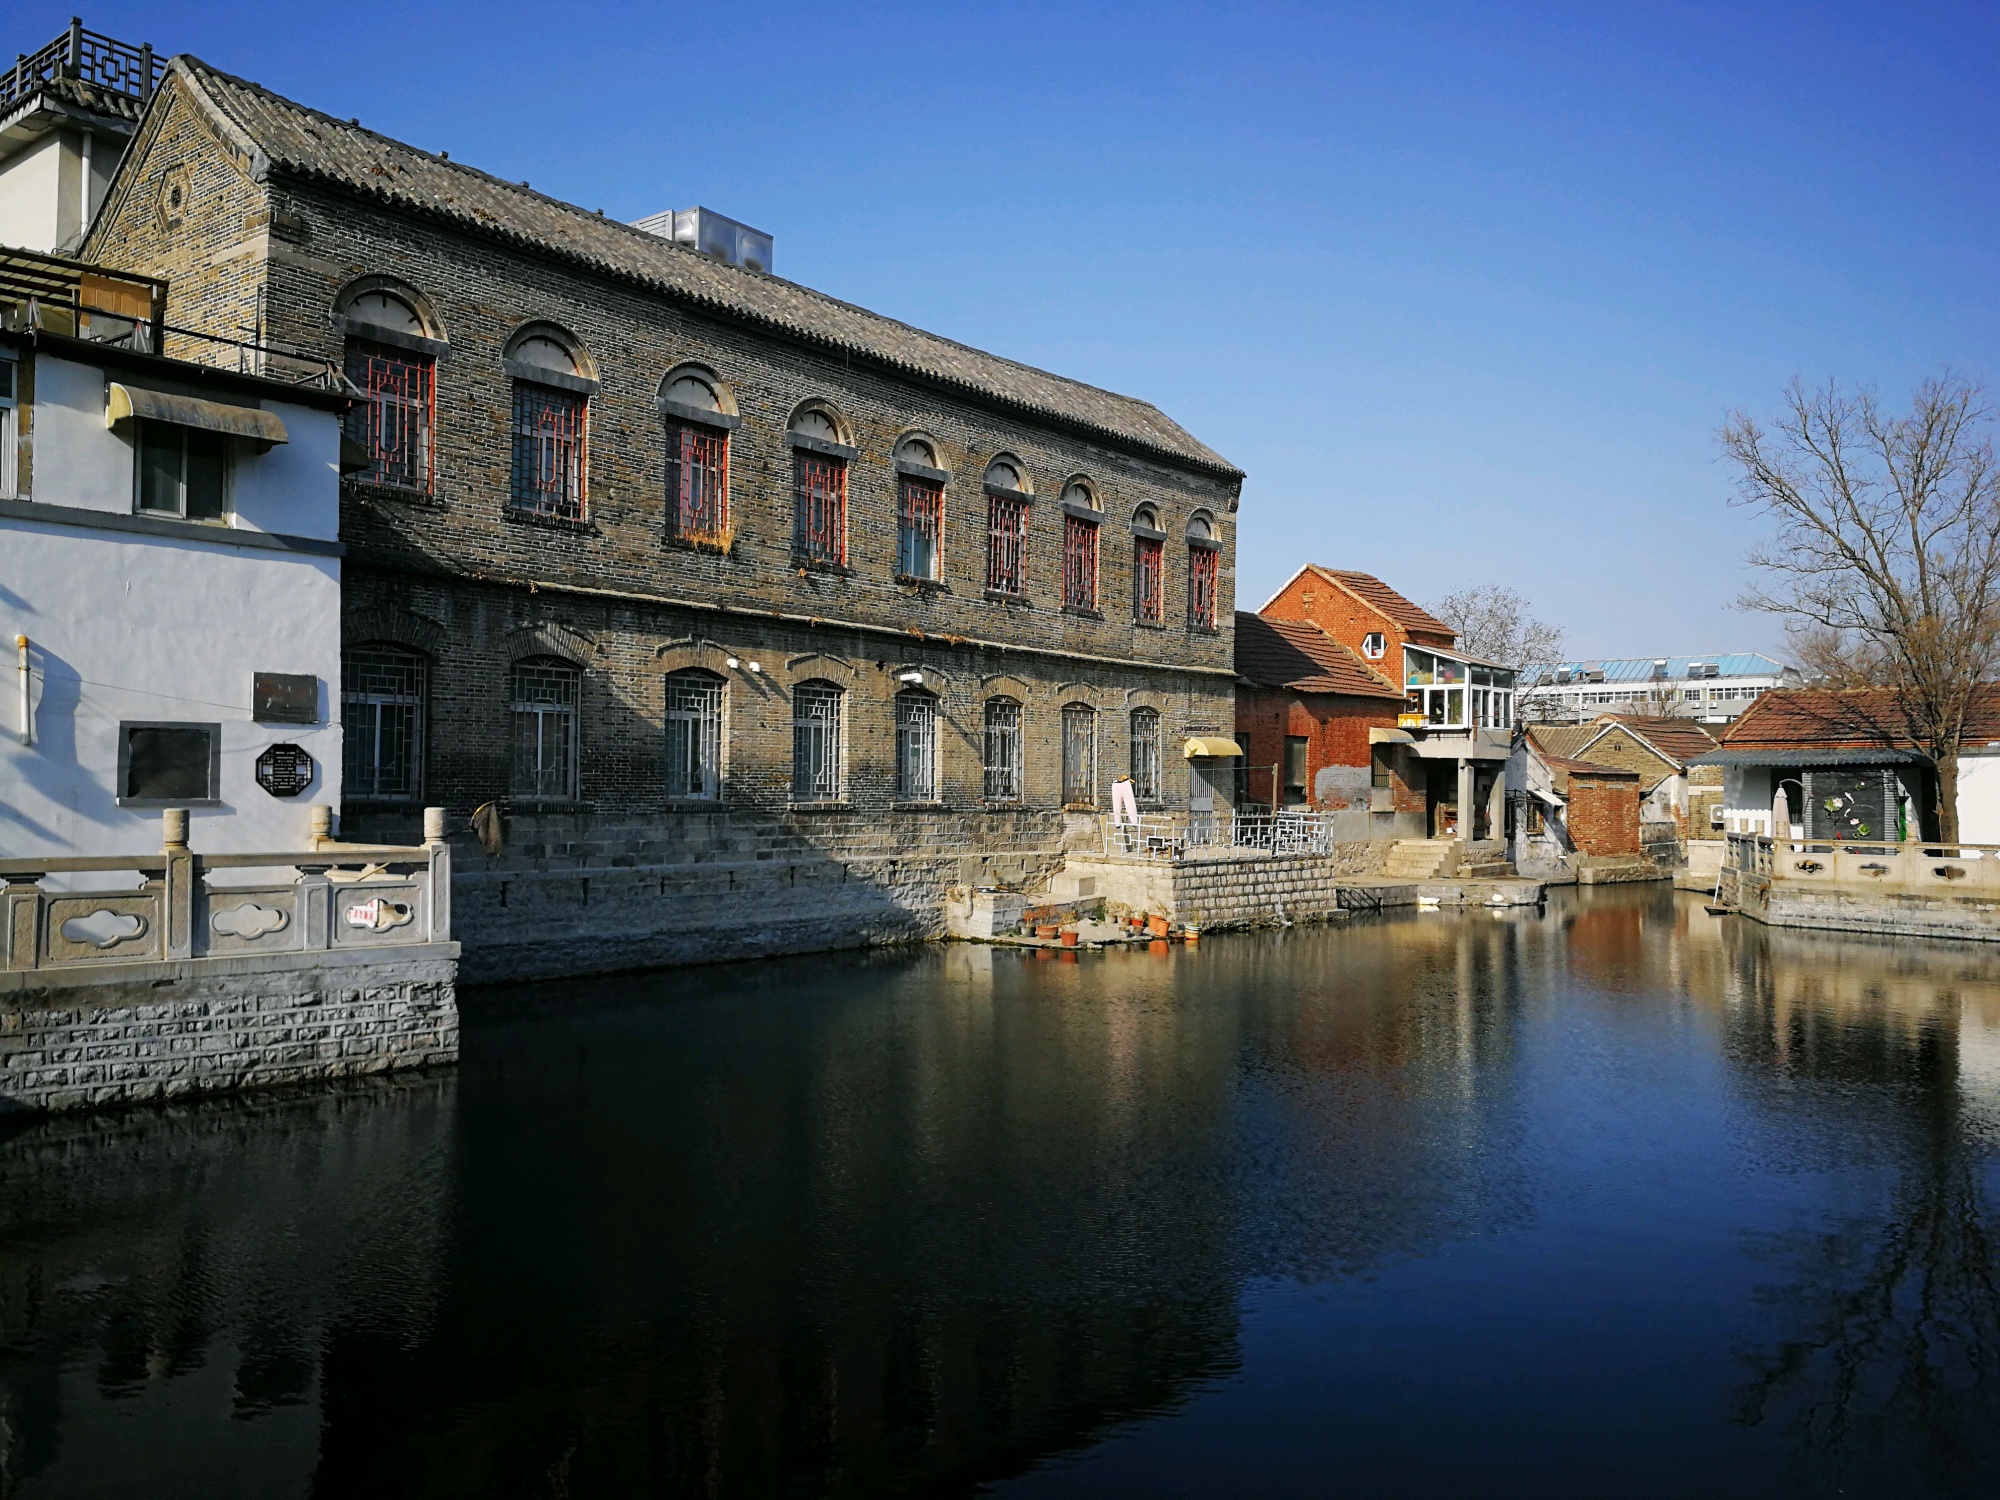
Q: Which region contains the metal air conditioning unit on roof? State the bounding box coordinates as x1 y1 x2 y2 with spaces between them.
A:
630 207 774 273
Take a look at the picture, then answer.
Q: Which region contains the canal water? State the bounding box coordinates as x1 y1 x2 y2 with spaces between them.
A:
4 885 2000 1497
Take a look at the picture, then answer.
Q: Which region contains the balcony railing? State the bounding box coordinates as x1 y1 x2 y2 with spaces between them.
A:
1 21 160 113
1 809 452 974
1102 810 1339 861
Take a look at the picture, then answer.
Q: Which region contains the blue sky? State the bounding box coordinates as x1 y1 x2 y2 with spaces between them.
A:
29 2 2000 658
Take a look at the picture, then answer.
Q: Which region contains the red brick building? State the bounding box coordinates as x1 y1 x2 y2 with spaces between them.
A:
1232 613 1421 838
1512 727 1643 867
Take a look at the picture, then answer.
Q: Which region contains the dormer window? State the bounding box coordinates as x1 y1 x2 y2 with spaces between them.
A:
1362 632 1386 659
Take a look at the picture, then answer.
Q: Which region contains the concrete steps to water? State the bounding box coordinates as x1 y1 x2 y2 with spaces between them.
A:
1381 839 1454 880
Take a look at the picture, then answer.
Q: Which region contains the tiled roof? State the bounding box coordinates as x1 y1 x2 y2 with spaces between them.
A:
1717 686 2000 752
1234 613 1402 698
1311 568 1455 638
4 75 149 125
164 59 1238 478
1522 653 1793 689
1524 725 1600 762
1591 715 1719 766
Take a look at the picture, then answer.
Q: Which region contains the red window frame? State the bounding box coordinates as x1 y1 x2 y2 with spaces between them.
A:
987 493 1029 594
1062 514 1099 611
666 423 729 545
897 475 943 580
343 340 434 492
1187 544 1219 630
794 451 847 566
1134 536 1164 622
510 382 588 522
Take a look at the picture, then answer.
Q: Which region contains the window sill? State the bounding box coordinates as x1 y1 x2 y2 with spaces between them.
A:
1133 617 1167 630
981 799 1026 810
664 532 735 558
895 574 950 593
117 797 220 809
893 800 947 811
1061 605 1104 621
1186 623 1221 636
661 797 723 809
134 509 231 528
1062 802 1099 812
793 557 852 578
507 797 591 811
984 588 1032 607
788 801 853 813
344 478 442 508
505 507 596 535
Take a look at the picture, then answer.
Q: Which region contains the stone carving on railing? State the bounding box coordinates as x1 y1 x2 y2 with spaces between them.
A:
2 807 450 973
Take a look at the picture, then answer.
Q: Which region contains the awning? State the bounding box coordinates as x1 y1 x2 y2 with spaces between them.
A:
1183 736 1243 759
1369 727 1415 745
107 383 288 446
1688 747 1930 768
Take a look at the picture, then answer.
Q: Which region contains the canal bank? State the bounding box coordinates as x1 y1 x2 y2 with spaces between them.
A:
5 885 1999 1498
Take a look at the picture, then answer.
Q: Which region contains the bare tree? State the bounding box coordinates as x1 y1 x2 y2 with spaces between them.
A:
1427 585 1564 675
1721 374 2000 840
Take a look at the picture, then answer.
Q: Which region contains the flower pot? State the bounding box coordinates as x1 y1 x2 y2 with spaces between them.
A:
1060 929 1079 947
1035 925 1060 940
1147 915 1169 938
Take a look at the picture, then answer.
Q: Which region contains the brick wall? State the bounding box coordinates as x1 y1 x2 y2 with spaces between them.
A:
1259 571 1452 663
1233 684 1401 810
1568 773 1641 856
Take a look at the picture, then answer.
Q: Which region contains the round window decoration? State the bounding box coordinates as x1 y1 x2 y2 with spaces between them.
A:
255 743 316 798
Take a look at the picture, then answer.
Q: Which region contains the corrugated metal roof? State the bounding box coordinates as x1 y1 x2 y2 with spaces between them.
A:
1522 653 1793 688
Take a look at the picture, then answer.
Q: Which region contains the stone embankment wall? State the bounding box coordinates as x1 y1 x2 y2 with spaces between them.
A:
1065 842 1391 931
1729 872 2000 943
0 947 458 1115
451 808 1068 983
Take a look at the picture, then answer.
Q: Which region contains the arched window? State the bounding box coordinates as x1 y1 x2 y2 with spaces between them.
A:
342 644 424 800
895 689 939 801
664 670 724 799
792 681 844 801
1131 505 1165 624
983 698 1022 801
897 435 944 582
339 286 435 493
985 458 1031 596
1129 707 1161 804
1061 703 1097 806
511 657 580 799
1061 481 1100 612
661 368 730 547
506 328 590 523
1186 513 1219 630
791 407 849 567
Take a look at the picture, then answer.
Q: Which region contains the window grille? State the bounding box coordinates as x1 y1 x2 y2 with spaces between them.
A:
987 493 1029 593
343 340 433 491
793 452 847 565
1129 708 1160 802
898 475 943 580
1063 514 1099 610
342 645 425 800
664 671 723 798
792 682 843 800
510 659 579 799
1371 746 1393 791
510 384 587 521
1187 545 1218 629
665 424 729 545
1134 536 1163 622
984 699 1022 800
895 691 939 801
1061 703 1097 806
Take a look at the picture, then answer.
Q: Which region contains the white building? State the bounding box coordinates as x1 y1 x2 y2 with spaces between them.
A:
1519 653 1802 725
1 247 351 856
0 22 157 255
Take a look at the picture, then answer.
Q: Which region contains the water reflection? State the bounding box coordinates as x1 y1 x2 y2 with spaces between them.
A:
1 891 1998 1496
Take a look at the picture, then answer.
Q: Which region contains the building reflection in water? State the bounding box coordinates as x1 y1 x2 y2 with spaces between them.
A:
0 892 1997 1495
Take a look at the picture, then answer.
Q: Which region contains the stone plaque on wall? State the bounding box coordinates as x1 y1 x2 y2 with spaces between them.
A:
254 673 318 725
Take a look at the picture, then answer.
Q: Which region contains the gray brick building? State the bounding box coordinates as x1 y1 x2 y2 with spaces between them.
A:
83 58 1244 976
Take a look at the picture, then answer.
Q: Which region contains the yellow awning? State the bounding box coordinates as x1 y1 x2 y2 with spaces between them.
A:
107 384 288 446
1183 736 1243 759
1369 727 1415 745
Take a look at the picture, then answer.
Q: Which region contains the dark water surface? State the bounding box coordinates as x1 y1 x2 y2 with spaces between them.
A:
6 886 2000 1497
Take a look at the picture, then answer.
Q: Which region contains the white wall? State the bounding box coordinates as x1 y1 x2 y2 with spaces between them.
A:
0 133 64 253
0 520 343 856
1957 754 2000 843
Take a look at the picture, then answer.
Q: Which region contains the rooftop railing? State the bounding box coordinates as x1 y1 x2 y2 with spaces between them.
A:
2 20 159 113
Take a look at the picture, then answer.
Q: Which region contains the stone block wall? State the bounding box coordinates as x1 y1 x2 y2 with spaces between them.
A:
0 947 458 1115
1064 842 1391 932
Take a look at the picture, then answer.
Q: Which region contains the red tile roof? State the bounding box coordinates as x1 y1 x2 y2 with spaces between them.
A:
1720 686 2000 752
1311 568 1456 640
1592 714 1720 766
1524 728 1641 795
1234 613 1403 699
